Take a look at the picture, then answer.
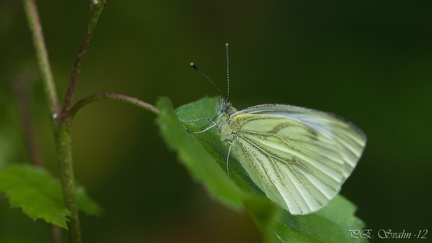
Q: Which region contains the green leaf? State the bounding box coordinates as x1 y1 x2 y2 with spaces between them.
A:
156 96 367 243
156 97 246 210
76 185 103 216
0 165 69 228
0 165 102 229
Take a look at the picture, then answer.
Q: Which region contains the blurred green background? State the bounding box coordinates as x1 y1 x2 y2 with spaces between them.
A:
1 1 431 242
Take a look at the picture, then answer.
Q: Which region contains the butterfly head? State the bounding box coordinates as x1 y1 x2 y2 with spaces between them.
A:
217 97 236 118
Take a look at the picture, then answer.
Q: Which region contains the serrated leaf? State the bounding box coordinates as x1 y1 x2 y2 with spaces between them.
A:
156 96 367 243
0 165 102 229
0 165 70 228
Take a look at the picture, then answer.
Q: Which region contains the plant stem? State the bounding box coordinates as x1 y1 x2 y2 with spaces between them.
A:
69 93 160 119
51 224 62 243
23 1 157 243
55 2 106 242
13 68 63 243
23 0 60 116
22 1 65 241
55 120 81 243
61 0 106 121
23 1 106 242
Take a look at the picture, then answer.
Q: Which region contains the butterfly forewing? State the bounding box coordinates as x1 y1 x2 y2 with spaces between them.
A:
218 104 366 215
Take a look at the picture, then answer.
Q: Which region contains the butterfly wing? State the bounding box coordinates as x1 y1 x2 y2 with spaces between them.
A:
224 104 366 215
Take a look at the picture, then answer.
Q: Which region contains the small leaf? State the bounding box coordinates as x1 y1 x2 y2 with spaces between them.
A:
0 164 102 229
0 165 70 228
76 185 103 216
156 96 367 242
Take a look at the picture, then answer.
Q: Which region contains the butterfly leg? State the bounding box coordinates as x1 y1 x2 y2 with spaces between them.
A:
181 117 219 133
226 141 233 176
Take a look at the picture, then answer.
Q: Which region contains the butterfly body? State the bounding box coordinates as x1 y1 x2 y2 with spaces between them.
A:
216 97 366 215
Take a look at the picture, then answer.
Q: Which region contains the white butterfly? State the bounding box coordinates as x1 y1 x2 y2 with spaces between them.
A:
216 98 366 215
189 44 367 215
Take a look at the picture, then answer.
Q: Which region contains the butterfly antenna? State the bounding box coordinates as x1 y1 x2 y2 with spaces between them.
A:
225 43 230 100
190 62 225 98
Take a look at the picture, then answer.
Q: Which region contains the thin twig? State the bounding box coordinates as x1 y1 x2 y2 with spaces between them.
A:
23 0 60 117
51 224 62 243
61 1 106 120
69 93 160 119
12 69 44 167
22 1 65 242
55 2 106 242
13 68 64 243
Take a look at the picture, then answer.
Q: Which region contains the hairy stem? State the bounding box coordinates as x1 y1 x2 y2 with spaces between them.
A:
56 2 106 242
55 2 106 242
61 1 106 120
22 1 64 241
23 0 60 116
69 93 160 119
55 120 80 243
22 1 157 243
23 1 107 242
